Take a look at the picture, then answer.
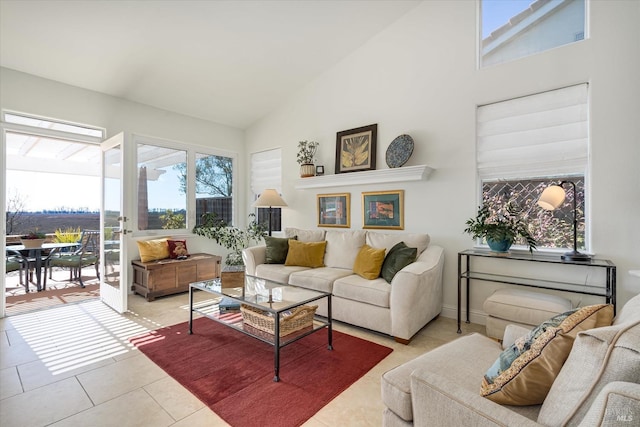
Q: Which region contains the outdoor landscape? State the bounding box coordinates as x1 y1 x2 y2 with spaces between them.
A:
5 211 170 236
6 211 100 236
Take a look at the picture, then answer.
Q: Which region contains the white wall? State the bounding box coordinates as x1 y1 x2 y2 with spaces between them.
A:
245 1 640 321
0 67 246 257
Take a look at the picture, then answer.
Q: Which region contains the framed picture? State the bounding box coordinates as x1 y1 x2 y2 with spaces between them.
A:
362 190 404 230
335 124 377 174
317 193 350 228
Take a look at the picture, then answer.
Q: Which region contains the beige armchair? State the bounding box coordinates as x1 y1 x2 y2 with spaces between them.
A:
382 293 640 426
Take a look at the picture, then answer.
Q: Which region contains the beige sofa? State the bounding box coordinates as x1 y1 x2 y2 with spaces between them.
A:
381 293 640 426
242 228 445 343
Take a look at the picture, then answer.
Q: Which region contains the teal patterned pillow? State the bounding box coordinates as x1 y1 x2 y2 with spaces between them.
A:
483 309 575 383
481 304 614 406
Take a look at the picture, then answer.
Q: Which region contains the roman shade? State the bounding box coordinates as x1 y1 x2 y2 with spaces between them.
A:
250 148 282 195
477 84 588 180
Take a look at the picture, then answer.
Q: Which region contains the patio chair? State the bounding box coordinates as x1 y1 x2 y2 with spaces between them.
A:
6 250 27 289
49 230 100 288
5 248 57 292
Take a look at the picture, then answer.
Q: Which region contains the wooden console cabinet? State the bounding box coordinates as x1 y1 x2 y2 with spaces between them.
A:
132 253 221 301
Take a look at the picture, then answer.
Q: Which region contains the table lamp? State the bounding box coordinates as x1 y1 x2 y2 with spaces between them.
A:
253 189 287 236
537 180 591 261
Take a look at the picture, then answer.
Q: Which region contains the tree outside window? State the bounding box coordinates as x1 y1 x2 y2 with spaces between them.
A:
176 153 234 226
481 177 585 250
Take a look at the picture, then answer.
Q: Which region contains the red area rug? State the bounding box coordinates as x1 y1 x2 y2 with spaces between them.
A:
131 317 392 426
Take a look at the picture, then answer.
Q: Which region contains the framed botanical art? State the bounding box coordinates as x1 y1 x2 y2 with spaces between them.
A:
317 193 350 228
362 190 404 230
335 123 377 174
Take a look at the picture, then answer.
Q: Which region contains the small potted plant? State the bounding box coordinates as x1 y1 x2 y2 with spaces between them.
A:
297 140 319 177
464 203 537 253
20 230 47 249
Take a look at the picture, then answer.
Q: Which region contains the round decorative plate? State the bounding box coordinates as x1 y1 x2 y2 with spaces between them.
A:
385 134 414 168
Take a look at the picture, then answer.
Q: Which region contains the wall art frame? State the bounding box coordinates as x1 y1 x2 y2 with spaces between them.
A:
362 190 404 230
317 193 350 228
335 123 377 174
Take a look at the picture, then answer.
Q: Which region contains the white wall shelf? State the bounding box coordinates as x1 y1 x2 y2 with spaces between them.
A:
294 164 434 189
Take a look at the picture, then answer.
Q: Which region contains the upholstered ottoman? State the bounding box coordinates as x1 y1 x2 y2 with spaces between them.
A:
484 288 572 340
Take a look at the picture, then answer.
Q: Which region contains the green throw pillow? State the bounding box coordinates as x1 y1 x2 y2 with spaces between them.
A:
264 236 297 264
380 242 417 283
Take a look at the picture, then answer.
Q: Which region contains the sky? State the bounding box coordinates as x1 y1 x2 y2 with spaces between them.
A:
6 171 101 212
6 168 185 213
482 0 531 38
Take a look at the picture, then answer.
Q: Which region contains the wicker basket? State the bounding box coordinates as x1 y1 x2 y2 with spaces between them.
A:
240 304 317 337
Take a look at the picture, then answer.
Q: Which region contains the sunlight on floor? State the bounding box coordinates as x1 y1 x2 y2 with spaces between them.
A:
8 300 151 375
181 297 223 315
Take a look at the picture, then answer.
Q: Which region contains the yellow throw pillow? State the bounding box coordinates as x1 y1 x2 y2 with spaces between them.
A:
353 244 386 280
137 238 170 262
480 304 614 406
284 240 327 268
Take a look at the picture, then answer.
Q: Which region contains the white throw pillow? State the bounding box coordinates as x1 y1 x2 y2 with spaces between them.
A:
284 227 325 242
324 230 367 270
366 232 430 256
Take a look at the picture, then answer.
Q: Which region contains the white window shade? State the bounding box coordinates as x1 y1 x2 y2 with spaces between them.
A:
250 148 282 195
477 84 588 180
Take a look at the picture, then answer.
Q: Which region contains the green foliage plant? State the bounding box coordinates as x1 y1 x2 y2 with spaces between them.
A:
464 203 537 253
160 209 186 229
297 140 319 165
192 213 267 265
53 227 82 243
21 230 46 239
104 227 114 240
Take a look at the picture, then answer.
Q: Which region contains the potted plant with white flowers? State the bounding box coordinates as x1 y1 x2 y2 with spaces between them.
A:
464 203 537 253
297 140 319 177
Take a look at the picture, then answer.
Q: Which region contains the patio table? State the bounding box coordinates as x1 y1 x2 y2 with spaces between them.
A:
6 243 80 291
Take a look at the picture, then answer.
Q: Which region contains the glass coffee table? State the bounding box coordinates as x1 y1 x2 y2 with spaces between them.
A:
188 274 332 382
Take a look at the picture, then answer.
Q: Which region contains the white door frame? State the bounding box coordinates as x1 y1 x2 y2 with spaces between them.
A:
100 132 133 313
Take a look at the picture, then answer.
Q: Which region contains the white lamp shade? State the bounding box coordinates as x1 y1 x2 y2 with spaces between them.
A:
253 189 287 208
538 185 566 211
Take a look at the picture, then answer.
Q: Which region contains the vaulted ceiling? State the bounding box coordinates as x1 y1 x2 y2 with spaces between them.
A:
0 0 420 129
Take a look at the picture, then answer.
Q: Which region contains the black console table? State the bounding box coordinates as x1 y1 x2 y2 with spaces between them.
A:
457 249 616 333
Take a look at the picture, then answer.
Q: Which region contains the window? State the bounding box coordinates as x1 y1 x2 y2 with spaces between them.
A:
480 0 586 67
4 112 104 138
194 153 234 226
250 149 282 232
476 84 589 250
137 144 187 230
136 137 236 232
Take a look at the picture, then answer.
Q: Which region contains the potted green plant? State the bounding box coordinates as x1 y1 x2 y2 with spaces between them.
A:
193 213 267 266
20 230 47 249
464 203 537 253
297 140 319 177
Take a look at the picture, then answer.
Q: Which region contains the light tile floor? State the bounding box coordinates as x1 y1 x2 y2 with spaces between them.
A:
0 293 485 427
